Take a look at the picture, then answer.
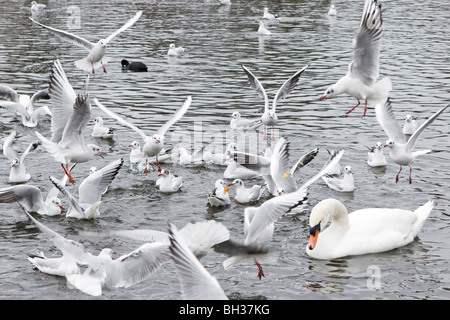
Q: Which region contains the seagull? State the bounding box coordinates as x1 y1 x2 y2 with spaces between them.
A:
322 165 355 192
223 156 260 180
94 96 192 174
156 169 183 193
215 185 309 279
257 21 271 35
366 142 387 167
319 0 391 117
167 43 185 56
30 11 143 74
402 114 418 136
0 85 51 127
35 60 105 185
121 59 148 72
49 158 123 219
0 172 70 216
263 7 278 20
375 98 449 184
21 205 170 297
229 111 262 131
129 140 147 171
328 4 337 16
168 222 228 300
3 130 39 183
207 179 232 207
90 116 114 139
241 64 308 140
31 1 46 12
178 147 205 166
230 179 265 204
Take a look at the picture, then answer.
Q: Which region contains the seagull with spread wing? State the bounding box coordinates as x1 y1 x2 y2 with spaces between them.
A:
30 11 143 74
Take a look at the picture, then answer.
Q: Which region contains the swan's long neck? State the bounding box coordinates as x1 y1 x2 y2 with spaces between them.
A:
328 199 350 230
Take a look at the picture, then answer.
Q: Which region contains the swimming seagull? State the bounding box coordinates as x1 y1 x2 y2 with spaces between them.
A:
257 21 271 35
230 179 265 204
49 158 124 219
263 7 279 20
90 116 114 139
366 141 387 167
167 43 185 56
375 98 449 184
328 5 337 16
156 169 183 193
3 130 39 183
322 165 355 192
35 60 105 185
31 1 46 12
207 179 232 207
229 111 262 131
241 64 308 140
319 0 391 117
168 222 228 300
94 96 192 173
0 85 51 127
21 205 170 297
402 114 418 136
30 11 143 74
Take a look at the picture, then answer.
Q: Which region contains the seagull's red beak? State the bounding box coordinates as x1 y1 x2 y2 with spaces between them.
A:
318 95 326 101
98 151 106 158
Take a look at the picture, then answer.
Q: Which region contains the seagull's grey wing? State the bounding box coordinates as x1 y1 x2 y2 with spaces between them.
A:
241 65 269 112
19 141 40 164
375 98 406 143
3 130 19 161
93 98 148 142
349 0 383 86
232 150 270 172
322 176 343 191
30 89 50 105
157 96 192 136
29 17 94 50
59 93 91 149
270 137 297 193
290 147 319 175
406 103 450 152
245 187 308 245
45 167 73 203
48 60 77 143
0 185 44 212
0 101 28 120
49 176 85 215
78 158 123 204
106 242 171 288
30 106 52 122
273 64 308 112
104 11 143 44
168 222 228 300
300 150 344 190
0 85 19 102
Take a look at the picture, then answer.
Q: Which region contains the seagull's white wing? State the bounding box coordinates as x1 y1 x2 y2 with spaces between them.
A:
241 65 269 113
93 98 148 142
105 242 171 288
245 187 308 245
300 150 344 190
48 60 78 143
157 96 192 137
375 98 406 143
29 17 95 50
110 229 171 243
59 93 91 149
168 222 228 300
406 103 450 152
290 147 319 175
0 185 45 213
78 158 123 204
30 106 52 122
349 0 383 86
3 130 19 161
270 137 297 193
104 11 143 44
272 64 308 112
19 141 40 165
0 85 20 103
49 176 85 216
30 89 50 105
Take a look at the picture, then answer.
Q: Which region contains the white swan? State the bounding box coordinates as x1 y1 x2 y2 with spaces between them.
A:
306 198 435 260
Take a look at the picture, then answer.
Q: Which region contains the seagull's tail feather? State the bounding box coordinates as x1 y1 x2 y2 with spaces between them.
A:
371 77 392 104
223 256 245 271
75 57 112 73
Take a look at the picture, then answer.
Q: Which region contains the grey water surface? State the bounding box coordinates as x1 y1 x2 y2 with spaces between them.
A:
0 0 449 300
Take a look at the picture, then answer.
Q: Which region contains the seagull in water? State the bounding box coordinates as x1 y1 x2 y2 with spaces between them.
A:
229 111 262 131
402 114 418 136
319 0 391 117
366 142 387 167
35 60 105 185
30 11 142 74
0 85 51 128
156 169 183 193
241 64 308 140
94 95 191 174
207 179 232 207
375 98 449 184
90 116 113 139
230 179 265 204
322 165 355 192
3 130 40 183
263 8 278 20
328 5 337 16
167 43 185 56
49 158 123 219
257 21 271 35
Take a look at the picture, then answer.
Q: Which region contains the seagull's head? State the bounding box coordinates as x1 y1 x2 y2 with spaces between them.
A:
88 144 106 158
276 188 285 196
344 166 353 174
98 39 107 48
319 85 336 100
405 114 414 122
231 111 241 119
152 134 163 144
10 159 20 168
169 43 175 49
50 197 65 211
231 179 242 186
385 139 395 148
158 169 169 177
90 116 103 124
376 141 384 150
129 140 140 149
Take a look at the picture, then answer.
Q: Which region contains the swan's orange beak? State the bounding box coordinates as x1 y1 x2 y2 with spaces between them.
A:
307 229 319 250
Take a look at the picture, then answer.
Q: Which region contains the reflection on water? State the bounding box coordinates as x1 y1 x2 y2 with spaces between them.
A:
0 0 449 300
